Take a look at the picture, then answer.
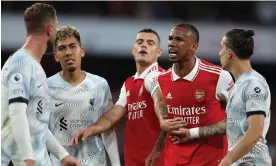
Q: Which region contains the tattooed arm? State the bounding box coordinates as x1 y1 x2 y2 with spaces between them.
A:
145 131 166 166
170 119 226 144
144 71 186 132
198 119 226 138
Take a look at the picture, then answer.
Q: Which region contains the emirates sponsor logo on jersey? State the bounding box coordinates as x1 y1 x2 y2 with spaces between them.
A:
127 101 147 120
167 105 206 125
195 89 205 102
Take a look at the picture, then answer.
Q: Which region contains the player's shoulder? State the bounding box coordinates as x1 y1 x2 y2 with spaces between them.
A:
47 73 61 86
198 59 223 76
241 70 269 89
158 68 172 78
7 49 35 67
84 71 109 87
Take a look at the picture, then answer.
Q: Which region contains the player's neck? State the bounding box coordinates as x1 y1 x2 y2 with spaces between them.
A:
61 69 85 85
22 34 48 63
174 56 196 78
231 60 252 81
136 62 154 76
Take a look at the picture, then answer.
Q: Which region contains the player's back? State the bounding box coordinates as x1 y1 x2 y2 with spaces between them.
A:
158 58 228 166
47 72 113 166
226 70 271 165
1 48 51 165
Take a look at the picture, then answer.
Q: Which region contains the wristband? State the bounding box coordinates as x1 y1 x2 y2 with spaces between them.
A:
189 127 199 138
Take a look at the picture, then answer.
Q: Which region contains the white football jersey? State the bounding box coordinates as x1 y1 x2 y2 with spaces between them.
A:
47 72 120 166
226 70 271 166
1 48 51 166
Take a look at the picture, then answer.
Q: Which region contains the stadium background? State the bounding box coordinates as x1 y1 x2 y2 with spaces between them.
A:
1 1 275 165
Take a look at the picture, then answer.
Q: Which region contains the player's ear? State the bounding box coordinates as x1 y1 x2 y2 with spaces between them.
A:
191 42 198 53
157 48 162 58
227 49 233 60
53 52 59 62
46 23 55 37
80 47 85 58
132 47 136 56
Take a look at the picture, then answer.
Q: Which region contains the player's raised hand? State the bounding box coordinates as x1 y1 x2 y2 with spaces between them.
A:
61 155 81 166
160 117 187 132
169 127 193 144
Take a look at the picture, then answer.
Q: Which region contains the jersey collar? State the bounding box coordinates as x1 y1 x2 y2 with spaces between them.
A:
134 62 158 80
172 56 200 82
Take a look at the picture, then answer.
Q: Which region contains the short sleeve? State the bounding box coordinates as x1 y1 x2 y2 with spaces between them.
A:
242 79 270 117
7 61 33 105
144 71 160 96
115 83 127 107
98 80 113 115
216 70 234 101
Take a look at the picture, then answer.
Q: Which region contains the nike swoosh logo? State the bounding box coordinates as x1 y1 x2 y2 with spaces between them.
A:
37 84 43 88
55 103 65 107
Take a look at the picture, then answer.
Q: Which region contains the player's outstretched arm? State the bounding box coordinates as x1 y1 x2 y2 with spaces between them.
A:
146 130 166 166
71 81 128 146
70 105 127 145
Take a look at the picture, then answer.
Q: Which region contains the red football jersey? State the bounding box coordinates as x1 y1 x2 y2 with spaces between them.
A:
157 58 233 166
116 63 165 166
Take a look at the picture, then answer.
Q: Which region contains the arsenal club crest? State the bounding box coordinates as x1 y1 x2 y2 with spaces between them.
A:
195 89 205 102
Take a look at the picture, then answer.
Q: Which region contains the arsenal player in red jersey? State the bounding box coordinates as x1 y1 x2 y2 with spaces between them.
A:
146 24 234 166
71 29 185 166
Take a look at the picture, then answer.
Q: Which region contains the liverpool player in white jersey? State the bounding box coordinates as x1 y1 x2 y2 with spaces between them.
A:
146 24 234 166
47 26 120 166
71 29 186 166
218 29 271 166
1 3 80 166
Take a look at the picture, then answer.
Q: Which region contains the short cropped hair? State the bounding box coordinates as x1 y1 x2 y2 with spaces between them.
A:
24 3 57 35
138 29 161 45
225 29 255 60
54 25 81 50
176 24 199 43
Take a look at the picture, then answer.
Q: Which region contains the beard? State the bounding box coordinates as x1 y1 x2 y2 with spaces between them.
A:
68 67 76 72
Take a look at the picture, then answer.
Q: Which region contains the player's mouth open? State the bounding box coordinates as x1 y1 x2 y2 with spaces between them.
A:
139 50 148 55
169 48 178 57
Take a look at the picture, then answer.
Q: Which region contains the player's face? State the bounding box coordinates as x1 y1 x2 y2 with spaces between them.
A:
168 27 198 63
132 32 162 65
219 37 232 70
54 36 85 72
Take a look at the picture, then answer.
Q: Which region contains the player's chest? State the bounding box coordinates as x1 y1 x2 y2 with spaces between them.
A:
226 84 244 114
50 87 100 113
160 79 216 106
126 80 151 102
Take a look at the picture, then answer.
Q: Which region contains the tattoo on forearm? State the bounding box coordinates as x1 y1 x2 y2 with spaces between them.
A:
198 119 226 138
154 130 166 152
153 89 168 119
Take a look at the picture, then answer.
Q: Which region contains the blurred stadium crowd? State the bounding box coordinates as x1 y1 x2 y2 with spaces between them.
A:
1 1 276 165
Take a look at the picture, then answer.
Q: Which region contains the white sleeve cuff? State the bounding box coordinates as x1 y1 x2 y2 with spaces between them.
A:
46 129 69 161
9 102 35 161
